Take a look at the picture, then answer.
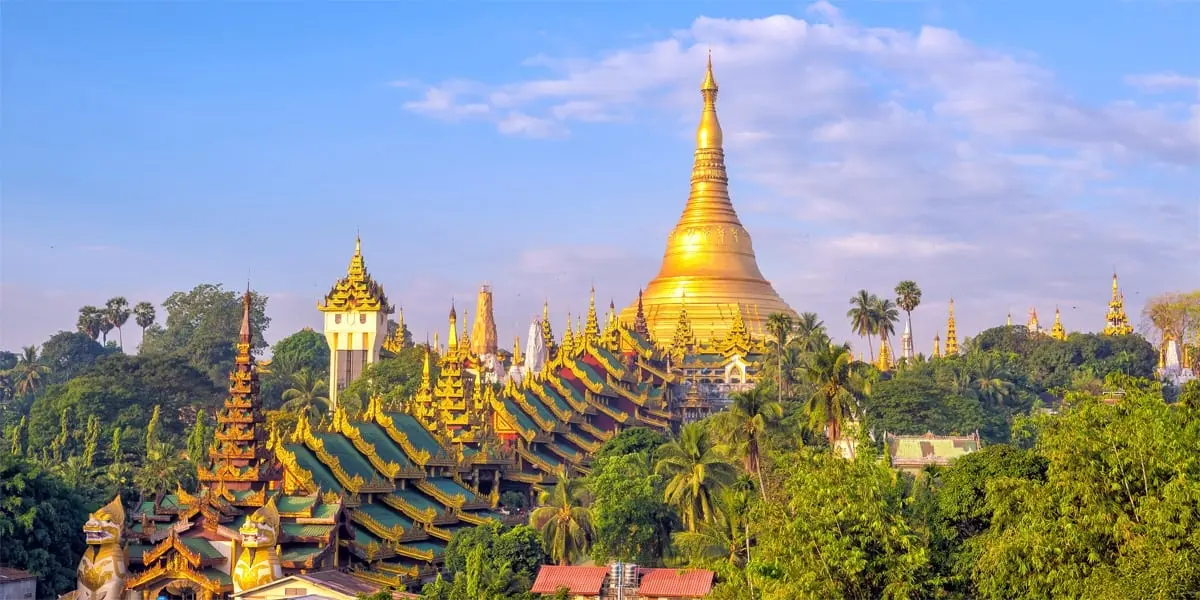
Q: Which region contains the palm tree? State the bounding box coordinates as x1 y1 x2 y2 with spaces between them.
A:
104 297 132 350
765 312 794 404
7 346 49 396
77 306 104 341
672 486 752 567
655 423 737 532
715 387 781 499
872 297 900 361
134 301 156 341
970 355 1015 409
530 475 593 566
797 342 867 445
895 280 922 347
794 312 827 352
847 290 877 362
281 369 330 419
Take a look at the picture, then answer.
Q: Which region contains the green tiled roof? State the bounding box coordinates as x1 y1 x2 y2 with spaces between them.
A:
280 545 325 562
537 382 573 415
315 433 377 481
159 494 184 510
406 539 447 556
358 502 414 531
521 389 556 424
276 494 317 514
285 444 342 492
550 442 580 459
501 397 538 433
357 422 416 468
386 412 445 457
392 488 442 513
136 502 156 515
531 447 565 468
459 510 502 523
201 569 232 586
312 503 340 520
180 537 224 560
425 477 479 501
228 514 248 531
353 527 383 546
127 544 152 559
228 489 258 502
282 523 335 538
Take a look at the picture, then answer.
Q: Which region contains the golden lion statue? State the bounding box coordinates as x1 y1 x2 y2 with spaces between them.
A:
232 497 283 592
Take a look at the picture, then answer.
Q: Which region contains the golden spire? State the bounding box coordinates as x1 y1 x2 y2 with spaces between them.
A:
1006 311 1012 327
460 311 471 356
584 286 601 342
447 302 458 349
417 348 432 395
944 299 959 356
1103 271 1133 335
876 342 893 371
541 300 556 349
512 335 523 366
319 236 389 312
933 334 942 358
1027 307 1040 334
619 53 795 343
1051 306 1067 341
562 312 574 350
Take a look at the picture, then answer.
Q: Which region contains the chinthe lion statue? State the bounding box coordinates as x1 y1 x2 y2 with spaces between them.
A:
232 497 283 593
68 495 128 600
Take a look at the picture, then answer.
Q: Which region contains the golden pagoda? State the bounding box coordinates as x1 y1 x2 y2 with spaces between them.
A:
944 299 959 356
619 53 796 343
1103 272 1134 335
1050 306 1067 341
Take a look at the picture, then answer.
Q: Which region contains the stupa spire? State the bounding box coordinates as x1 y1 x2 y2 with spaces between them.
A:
584 286 601 342
933 334 942 358
944 299 959 356
1051 306 1067 341
447 302 458 349
633 289 650 338
1103 271 1134 335
620 53 795 343
471 284 498 356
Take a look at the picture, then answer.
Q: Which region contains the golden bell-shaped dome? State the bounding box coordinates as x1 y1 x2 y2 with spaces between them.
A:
620 53 796 344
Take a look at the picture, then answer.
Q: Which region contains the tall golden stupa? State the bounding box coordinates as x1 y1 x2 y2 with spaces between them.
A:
620 54 796 343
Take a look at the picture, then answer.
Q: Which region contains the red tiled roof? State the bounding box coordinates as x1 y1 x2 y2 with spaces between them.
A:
0 567 35 582
530 565 609 595
637 568 715 597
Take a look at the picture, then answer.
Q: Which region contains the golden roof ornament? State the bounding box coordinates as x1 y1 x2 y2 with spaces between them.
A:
944 299 959 356
1051 306 1067 341
318 237 391 313
619 52 796 343
1103 271 1134 335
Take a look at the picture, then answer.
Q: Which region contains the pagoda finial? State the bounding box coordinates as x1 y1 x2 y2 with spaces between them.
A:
447 302 458 349
933 334 942 358
1103 271 1134 335
512 335 523 366
1006 311 1013 327
562 311 575 350
1027 307 1041 334
633 289 650 338
240 284 252 347
1051 305 1067 341
584 287 601 341
419 348 432 392
944 298 959 356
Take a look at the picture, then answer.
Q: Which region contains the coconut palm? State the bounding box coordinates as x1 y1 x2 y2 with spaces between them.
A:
655 422 737 532
793 312 827 352
104 297 132 350
77 306 104 341
765 312 794 404
672 486 752 568
895 280 922 345
281 369 330 418
530 475 593 566
714 387 781 499
847 290 877 362
7 346 49 396
134 301 156 341
797 342 867 445
872 297 901 360
970 355 1016 409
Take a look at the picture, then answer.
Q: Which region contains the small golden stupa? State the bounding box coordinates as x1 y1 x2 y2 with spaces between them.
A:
620 53 796 343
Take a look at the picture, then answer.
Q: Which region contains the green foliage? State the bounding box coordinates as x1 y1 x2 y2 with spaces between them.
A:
588 452 677 565
967 383 1200 598
435 522 544 600
750 449 939 599
342 345 435 408
594 426 667 461
865 371 983 437
0 454 90 597
530 476 593 566
971 326 1157 391
140 284 270 385
39 331 111 385
262 328 331 406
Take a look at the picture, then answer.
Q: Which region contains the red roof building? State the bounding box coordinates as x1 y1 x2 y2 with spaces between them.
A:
530 564 715 599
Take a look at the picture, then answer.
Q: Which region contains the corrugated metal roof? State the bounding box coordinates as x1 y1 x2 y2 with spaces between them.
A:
530 565 608 595
637 568 715 597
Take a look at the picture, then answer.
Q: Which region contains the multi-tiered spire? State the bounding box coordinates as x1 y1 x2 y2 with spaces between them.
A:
1027 308 1041 334
620 53 795 343
1103 272 1134 335
317 236 390 313
583 287 601 344
471 284 498 356
201 287 276 490
944 299 959 356
632 290 650 338
1050 307 1067 341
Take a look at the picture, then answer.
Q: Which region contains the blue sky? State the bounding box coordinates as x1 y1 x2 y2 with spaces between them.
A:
3 1 1198 353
